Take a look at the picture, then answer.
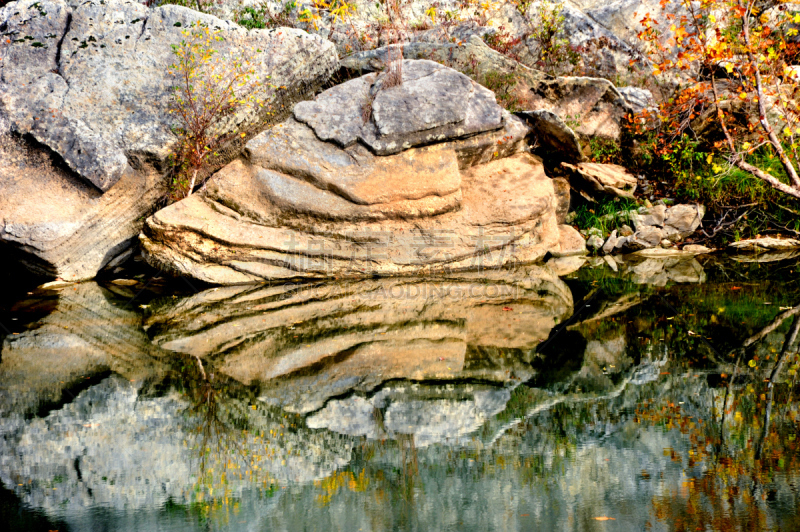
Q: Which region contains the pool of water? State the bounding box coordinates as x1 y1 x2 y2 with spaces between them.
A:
1 254 799 531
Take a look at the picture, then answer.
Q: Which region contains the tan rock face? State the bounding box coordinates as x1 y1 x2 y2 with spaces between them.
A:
141 63 562 285
247 119 461 209
145 267 573 413
142 150 560 284
551 224 588 258
0 282 166 418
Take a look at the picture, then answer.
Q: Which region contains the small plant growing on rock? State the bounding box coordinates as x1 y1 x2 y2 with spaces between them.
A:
529 0 577 76
362 44 404 123
167 22 262 200
235 1 298 30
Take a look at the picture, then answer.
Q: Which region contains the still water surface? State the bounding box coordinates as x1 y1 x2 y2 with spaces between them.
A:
1 254 799 531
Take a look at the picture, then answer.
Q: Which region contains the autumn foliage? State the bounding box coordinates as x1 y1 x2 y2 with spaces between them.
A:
639 0 800 199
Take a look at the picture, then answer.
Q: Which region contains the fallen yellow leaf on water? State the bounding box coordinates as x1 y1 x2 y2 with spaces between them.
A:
593 517 616 521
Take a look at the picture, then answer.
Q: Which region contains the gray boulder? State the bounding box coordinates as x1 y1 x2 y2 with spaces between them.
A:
516 109 585 162
0 0 338 279
295 59 502 155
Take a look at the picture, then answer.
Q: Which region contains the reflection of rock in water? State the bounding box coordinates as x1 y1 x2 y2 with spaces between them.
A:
625 255 706 286
0 282 166 421
0 375 354 521
529 330 587 389
146 267 573 414
307 382 511 448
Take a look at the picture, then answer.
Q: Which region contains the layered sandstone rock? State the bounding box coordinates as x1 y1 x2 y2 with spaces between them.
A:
141 60 566 284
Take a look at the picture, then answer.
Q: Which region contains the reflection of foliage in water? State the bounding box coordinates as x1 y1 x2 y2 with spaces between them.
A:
175 354 279 518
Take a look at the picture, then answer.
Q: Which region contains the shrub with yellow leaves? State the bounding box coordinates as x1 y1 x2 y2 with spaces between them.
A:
167 22 263 200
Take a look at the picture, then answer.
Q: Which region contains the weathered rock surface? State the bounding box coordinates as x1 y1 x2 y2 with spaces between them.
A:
0 376 355 516
562 162 637 199
550 224 588 258
341 35 547 86
662 204 705 238
296 60 503 155
516 110 585 162
307 382 512 447
0 0 337 279
144 267 573 414
141 61 567 284
551 176 572 224
528 77 635 141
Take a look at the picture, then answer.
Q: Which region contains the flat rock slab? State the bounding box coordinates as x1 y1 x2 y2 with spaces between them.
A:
294 60 503 155
729 237 800 251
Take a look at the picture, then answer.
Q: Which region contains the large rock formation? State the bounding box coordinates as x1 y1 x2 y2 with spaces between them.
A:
144 266 574 414
0 0 337 280
141 60 570 284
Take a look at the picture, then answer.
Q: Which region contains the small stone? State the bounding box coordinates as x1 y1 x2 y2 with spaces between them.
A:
38 280 73 290
664 204 705 237
629 226 663 249
662 225 683 242
111 279 138 286
683 244 712 254
586 226 603 239
603 254 618 272
638 204 667 228
587 234 605 250
602 230 619 254
660 239 673 248
619 224 634 237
